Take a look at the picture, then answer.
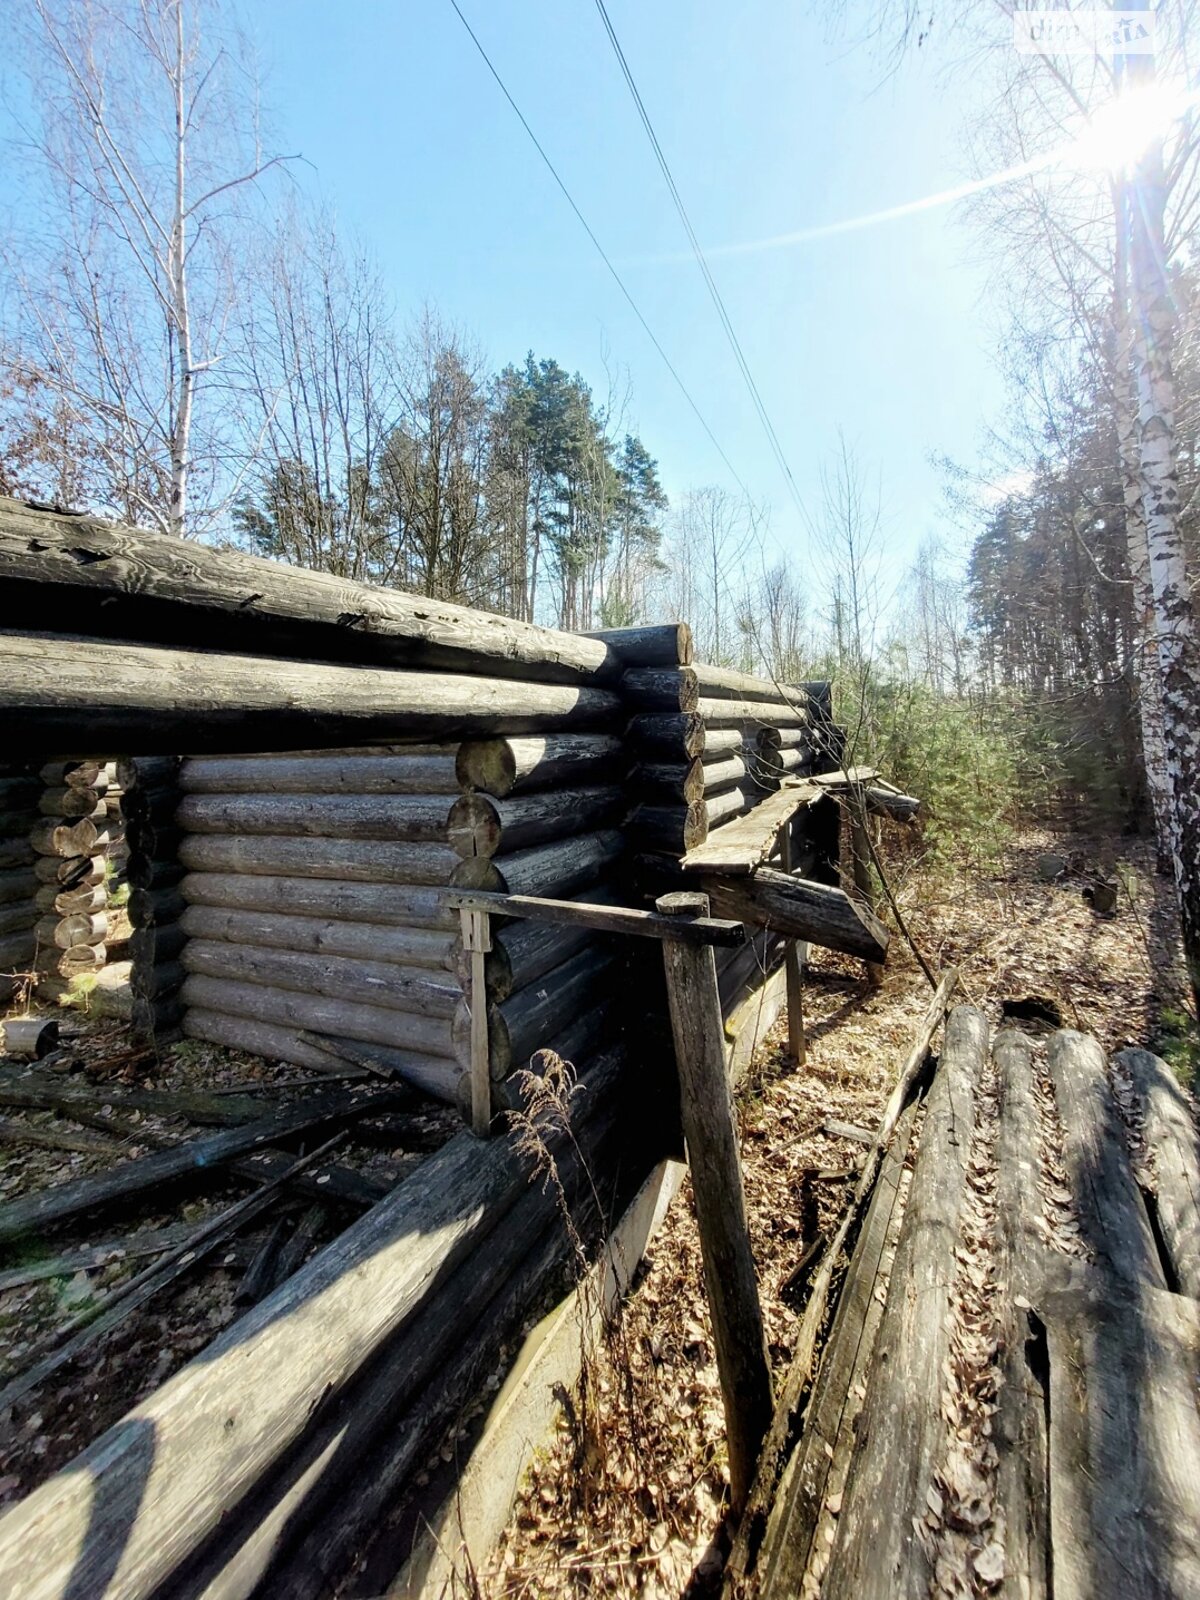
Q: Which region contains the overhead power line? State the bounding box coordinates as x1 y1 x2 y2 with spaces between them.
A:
446 0 752 499
591 0 807 521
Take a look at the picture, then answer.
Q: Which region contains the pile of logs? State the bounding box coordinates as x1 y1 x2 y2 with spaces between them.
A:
449 731 628 1114
0 761 41 1002
171 746 464 1100
31 760 115 994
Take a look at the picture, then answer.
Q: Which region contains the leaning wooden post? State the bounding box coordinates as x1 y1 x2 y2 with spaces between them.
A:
657 889 773 1515
458 905 493 1137
849 799 883 990
780 821 807 1065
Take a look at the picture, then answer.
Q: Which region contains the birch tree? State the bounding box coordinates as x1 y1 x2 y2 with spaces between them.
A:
4 0 291 534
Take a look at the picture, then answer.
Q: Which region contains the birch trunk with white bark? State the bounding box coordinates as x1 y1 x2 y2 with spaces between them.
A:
1129 121 1200 1012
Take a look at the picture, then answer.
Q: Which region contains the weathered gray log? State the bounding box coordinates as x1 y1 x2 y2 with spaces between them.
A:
0 1083 410 1245
179 904 454 972
181 1010 365 1077
34 851 105 888
34 910 107 949
0 867 37 906
992 1028 1051 1600
657 891 772 1516
626 800 708 854
448 828 623 899
28 815 108 858
447 785 622 860
132 959 185 1003
176 792 453 843
454 733 624 797
34 943 105 978
0 631 622 755
701 753 748 795
625 711 705 758
453 890 619 1001
864 784 921 822
0 777 42 808
0 1115 120 1157
756 725 809 753
180 974 454 1059
452 944 617 1078
178 834 457 887
631 759 705 804
0 899 37 938
39 759 105 788
476 996 622 1115
236 1212 296 1307
822 1006 989 1600
297 1034 463 1104
0 1046 635 1600
0 1224 203 1293
697 696 810 727
751 746 809 792
130 923 187 973
1042 1281 1200 1600
0 499 618 684
705 785 747 831
0 1016 59 1059
180 870 454 931
38 785 107 818
179 752 460 796
0 1075 267 1128
702 726 745 756
621 666 701 711
129 886 187 927
585 621 693 665
1046 1030 1164 1288
34 881 107 916
181 941 459 1021
0 838 34 871
0 930 37 969
704 867 889 962
1114 1046 1200 1296
694 664 808 706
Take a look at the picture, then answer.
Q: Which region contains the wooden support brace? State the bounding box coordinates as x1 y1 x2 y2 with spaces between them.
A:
657 890 773 1515
780 825 806 1066
459 906 493 1138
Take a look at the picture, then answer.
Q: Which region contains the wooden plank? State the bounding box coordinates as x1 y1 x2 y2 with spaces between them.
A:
682 785 819 873
445 889 746 947
0 1083 409 1244
1045 1030 1164 1288
1044 1282 1200 1600
657 891 773 1516
725 970 959 1593
1114 1046 1200 1296
755 1103 920 1594
822 1005 990 1600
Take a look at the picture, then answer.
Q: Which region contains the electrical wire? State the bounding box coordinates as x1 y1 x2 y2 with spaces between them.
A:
445 0 752 499
591 0 807 520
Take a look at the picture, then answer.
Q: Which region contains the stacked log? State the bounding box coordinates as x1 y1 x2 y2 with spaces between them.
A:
175 747 463 1099
623 660 812 860
0 762 41 1003
123 757 186 1041
31 759 114 995
450 733 629 1116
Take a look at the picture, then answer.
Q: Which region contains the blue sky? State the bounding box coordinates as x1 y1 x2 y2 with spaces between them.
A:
245 0 1010 585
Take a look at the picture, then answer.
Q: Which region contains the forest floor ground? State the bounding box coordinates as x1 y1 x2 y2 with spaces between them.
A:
487 822 1195 1599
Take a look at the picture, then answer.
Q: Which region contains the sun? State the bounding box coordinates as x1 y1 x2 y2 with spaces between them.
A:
1065 85 1196 174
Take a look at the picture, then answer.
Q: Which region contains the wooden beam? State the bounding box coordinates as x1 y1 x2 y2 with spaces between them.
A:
445 889 746 946
703 869 890 963
0 630 622 756
178 834 457 888
454 733 624 797
0 497 617 685
584 622 693 665
446 786 623 860
179 871 455 932
682 784 819 873
178 752 460 796
656 891 772 1517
